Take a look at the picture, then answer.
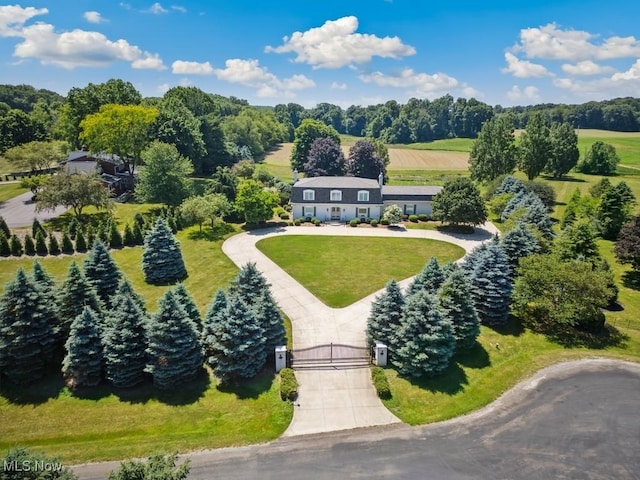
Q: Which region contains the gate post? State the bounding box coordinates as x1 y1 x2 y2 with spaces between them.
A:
373 343 388 367
275 345 287 372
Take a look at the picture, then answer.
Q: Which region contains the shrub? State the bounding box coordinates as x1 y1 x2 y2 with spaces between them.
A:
294 219 302 226
48 234 60 255
312 217 321 226
371 366 391 399
9 234 23 256
75 230 87 252
0 233 10 257
280 212 290 220
35 231 47 256
61 231 74 254
418 213 428 222
109 221 123 248
349 218 359 227
279 367 298 401
23 234 35 256
409 214 419 222
380 219 390 226
370 219 378 227
524 180 556 211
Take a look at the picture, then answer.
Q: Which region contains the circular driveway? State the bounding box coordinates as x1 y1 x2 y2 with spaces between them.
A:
0 190 68 227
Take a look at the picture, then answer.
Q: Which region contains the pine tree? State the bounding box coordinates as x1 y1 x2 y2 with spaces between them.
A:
142 218 187 284
62 307 104 388
9 234 22 256
366 280 404 351
134 212 145 227
228 262 269 305
83 240 121 307
85 225 95 249
48 233 60 255
437 267 480 351
500 222 541 269
35 230 47 255
57 262 103 339
493 175 527 197
406 257 445 297
23 234 35 256
466 243 513 326
460 242 490 277
32 218 46 238
202 289 227 370
61 231 74 254
520 199 554 239
0 232 10 256
123 223 135 246
97 221 109 244
207 293 266 384
172 283 201 332
67 216 80 240
116 277 147 314
0 269 58 384
32 260 56 297
75 229 87 252
132 221 144 245
254 288 286 359
104 287 148 388
145 291 203 390
0 215 10 238
394 290 455 378
109 221 123 248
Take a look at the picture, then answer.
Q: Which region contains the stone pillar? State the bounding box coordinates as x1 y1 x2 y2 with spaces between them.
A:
373 343 388 367
275 345 287 372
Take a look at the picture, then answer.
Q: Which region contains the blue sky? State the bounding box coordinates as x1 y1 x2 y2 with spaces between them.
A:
1 1 639 107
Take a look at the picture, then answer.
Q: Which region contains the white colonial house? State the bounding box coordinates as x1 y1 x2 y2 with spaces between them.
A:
290 172 442 222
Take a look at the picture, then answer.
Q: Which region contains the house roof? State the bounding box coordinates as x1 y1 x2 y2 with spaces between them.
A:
294 176 380 189
65 160 98 174
381 185 442 198
67 151 123 165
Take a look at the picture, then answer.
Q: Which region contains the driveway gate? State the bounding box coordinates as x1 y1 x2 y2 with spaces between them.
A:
287 343 371 368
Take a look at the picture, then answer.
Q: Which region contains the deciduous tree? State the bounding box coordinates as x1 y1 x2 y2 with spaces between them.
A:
234 179 279 225
346 140 386 180
135 141 193 206
469 115 517 182
577 141 620 175
290 119 340 171
517 112 552 181
303 137 346 177
36 172 112 220
545 122 579 178
432 177 487 226
614 215 640 271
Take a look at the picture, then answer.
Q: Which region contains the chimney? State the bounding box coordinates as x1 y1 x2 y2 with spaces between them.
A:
293 169 299 183
378 171 384 188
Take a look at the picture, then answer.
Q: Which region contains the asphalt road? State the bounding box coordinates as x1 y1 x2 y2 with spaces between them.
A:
73 359 640 480
0 190 68 227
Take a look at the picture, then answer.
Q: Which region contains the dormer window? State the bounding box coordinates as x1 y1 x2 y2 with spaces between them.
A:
303 189 315 201
357 190 369 202
330 190 342 201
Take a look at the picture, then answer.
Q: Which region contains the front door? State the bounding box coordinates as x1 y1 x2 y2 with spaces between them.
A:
330 207 341 220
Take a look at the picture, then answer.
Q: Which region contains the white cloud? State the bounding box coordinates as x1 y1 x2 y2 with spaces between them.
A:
13 22 166 70
265 16 415 69
171 5 187 13
148 3 168 14
84 11 105 24
612 59 640 81
119 3 132 10
212 58 316 97
507 85 540 102
502 52 553 78
0 5 48 37
514 23 640 62
331 81 347 90
552 63 640 99
561 60 616 76
172 60 214 74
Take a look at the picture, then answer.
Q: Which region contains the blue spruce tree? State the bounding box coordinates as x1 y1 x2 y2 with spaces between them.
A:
406 256 445 297
254 288 286 361
500 222 541 269
83 240 121 307
62 306 104 388
142 218 187 285
57 262 103 340
437 266 480 351
366 280 404 350
172 283 202 333
202 289 227 371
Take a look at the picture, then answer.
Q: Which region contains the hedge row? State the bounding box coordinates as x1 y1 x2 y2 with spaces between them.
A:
279 368 298 401
371 366 392 400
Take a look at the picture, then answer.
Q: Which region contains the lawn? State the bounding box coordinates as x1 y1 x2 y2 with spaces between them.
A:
0 183 28 203
256 235 465 307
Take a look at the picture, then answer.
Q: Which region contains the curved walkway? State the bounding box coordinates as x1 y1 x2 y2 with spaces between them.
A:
0 190 68 227
221 222 499 436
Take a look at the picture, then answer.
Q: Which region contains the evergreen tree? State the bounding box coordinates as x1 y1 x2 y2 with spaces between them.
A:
406 257 445 297
32 260 56 297
437 267 480 351
9 234 22 256
48 233 60 255
97 221 109 244
134 212 145 227
172 283 201 332
67 215 80 240
57 262 103 339
0 269 58 384
207 293 266 384
116 277 147 314
228 262 268 306
86 224 95 249
74 229 87 252
145 291 203 390
142 218 187 284
23 233 35 255
83 240 121 307
460 242 490 277
202 289 227 370
62 307 104 388
61 231 74 254
465 243 513 326
366 280 404 350
109 221 123 248
35 230 47 255
2 446 80 480
596 181 636 240
123 223 135 246
493 175 527 197
32 218 46 238
132 221 144 245
254 288 286 358
0 232 10 256
0 215 10 238
394 290 455 378
500 222 541 268
104 286 148 388
553 218 600 263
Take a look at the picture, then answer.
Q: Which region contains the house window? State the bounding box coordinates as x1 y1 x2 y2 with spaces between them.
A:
404 204 415 215
303 189 315 201
303 206 315 217
357 190 369 202
330 190 342 201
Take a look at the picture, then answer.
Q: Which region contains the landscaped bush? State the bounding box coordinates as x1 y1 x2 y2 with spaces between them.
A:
371 366 391 399
23 234 35 256
294 219 302 226
418 213 428 222
311 217 321 226
0 233 10 256
279 367 298 401
370 219 378 227
280 212 290 220
48 234 60 255
349 218 360 227
409 214 419 222
380 219 390 226
61 232 74 254
35 231 47 256
9 234 23 256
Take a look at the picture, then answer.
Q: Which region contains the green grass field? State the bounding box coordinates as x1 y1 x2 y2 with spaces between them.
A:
256 236 465 307
0 183 28 203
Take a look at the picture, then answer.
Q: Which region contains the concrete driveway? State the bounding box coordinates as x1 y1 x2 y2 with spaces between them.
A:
221 222 499 436
0 190 68 228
